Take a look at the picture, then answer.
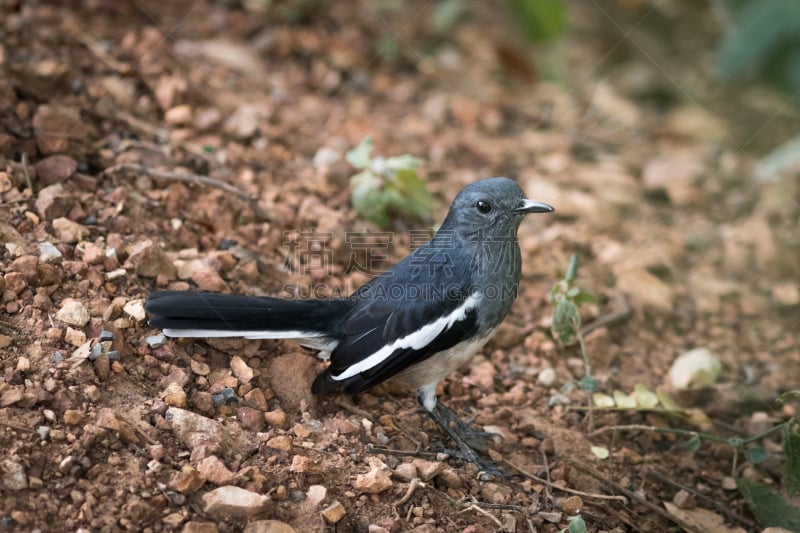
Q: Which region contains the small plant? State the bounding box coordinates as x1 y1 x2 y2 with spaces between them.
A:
550 254 598 425
346 136 433 228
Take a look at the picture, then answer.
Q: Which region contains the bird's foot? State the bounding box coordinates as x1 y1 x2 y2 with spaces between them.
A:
423 400 510 479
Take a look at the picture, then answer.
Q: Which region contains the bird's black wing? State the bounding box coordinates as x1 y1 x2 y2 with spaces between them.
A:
311 281 480 394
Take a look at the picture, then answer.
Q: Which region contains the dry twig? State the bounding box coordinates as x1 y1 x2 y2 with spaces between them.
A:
104 163 270 221
503 459 628 502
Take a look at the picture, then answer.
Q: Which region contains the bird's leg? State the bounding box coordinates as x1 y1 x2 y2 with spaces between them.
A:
417 387 508 478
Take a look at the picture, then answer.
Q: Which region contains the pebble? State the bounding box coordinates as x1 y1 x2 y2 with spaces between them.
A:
321 500 346 524
354 461 392 494
55 299 90 327
52 217 89 244
16 356 30 372
672 489 696 509
202 486 271 520
196 456 236 486
667 348 721 390
190 359 211 376
39 241 62 262
65 327 87 347
99 329 115 342
211 387 237 406
123 298 146 322
163 382 188 407
231 356 254 383
538 367 557 386
170 465 205 494
243 388 268 410
146 334 167 348
1 459 27 490
263 409 288 429
266 435 292 453
306 484 327 506
181 521 218 533
243 520 297 533
393 462 418 482
412 459 443 481
290 455 311 473
37 426 50 440
166 407 231 449
63 409 84 425
561 495 583 514
237 406 265 432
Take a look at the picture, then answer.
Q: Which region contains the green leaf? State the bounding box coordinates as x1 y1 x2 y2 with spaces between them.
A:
744 445 769 464
567 515 588 533
737 477 800 530
686 434 702 453
346 136 373 169
593 393 615 408
590 445 609 459
715 0 800 79
384 154 422 173
562 380 576 394
508 0 566 43
633 384 659 409
613 389 637 409
552 299 580 344
578 375 598 393
783 424 800 495
655 387 682 412
571 290 596 307
350 171 391 227
565 253 579 282
433 0 466 33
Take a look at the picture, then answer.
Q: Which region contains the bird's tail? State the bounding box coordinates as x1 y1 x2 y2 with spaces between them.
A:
145 291 348 340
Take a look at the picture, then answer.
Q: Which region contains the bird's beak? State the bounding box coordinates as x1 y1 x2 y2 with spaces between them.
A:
514 199 555 214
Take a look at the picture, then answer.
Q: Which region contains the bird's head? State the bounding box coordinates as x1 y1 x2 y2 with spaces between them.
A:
439 177 554 240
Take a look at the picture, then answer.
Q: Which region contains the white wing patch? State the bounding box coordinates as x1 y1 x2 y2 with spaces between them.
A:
162 328 327 340
331 293 482 381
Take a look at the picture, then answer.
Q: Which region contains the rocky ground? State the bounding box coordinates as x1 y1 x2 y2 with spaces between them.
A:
1 1 799 532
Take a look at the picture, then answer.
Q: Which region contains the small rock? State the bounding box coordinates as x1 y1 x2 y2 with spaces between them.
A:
55 298 90 327
290 454 312 473
436 468 463 490
223 104 260 139
538 367 556 386
35 183 72 219
672 489 696 509
123 298 146 322
126 240 176 280
615 266 673 313
721 476 738 491
561 495 583 514
237 406 265 432
190 359 211 376
171 465 206 494
196 456 236 486
354 461 392 494
163 382 188 407
263 409 288 429
64 326 87 347
191 391 215 416
243 521 297 533
165 105 192 125
146 334 167 348
243 388 268 410
1 459 27 490
306 485 327 506
265 435 292 453
52 217 89 244
1 387 26 407
16 356 30 372
166 407 231 449
32 104 87 154
39 241 62 262
181 521 218 533
202 486 271 520
293 423 313 439
231 356 254 383
63 409 84 425
411 459 443 481
393 462 418 482
321 500 346 524
34 154 77 185
211 387 237 406
80 241 105 265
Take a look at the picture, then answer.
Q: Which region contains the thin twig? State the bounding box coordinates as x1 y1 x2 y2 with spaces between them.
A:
645 468 756 530
394 478 425 506
461 504 504 528
540 448 552 501
104 163 270 221
503 458 628 502
366 445 442 460
334 398 375 422
579 292 632 336
21 153 33 192
568 460 703 533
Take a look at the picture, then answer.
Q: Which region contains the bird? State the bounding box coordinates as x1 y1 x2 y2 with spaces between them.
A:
145 177 554 474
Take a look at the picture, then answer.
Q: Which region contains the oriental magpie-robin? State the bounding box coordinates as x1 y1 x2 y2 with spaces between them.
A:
146 177 553 474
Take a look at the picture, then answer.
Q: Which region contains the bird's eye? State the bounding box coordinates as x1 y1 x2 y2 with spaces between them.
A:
476 200 491 214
